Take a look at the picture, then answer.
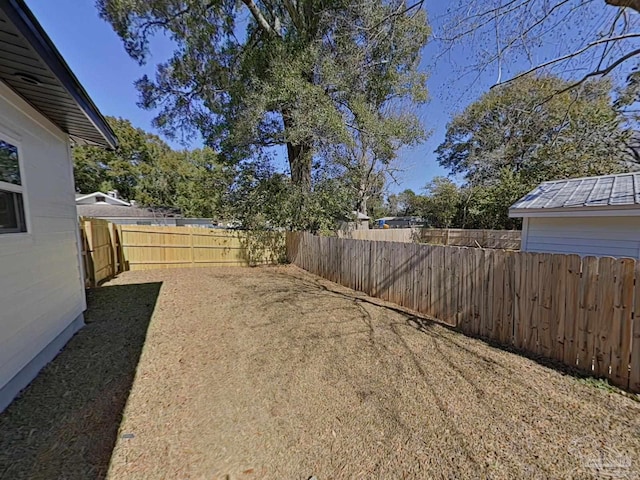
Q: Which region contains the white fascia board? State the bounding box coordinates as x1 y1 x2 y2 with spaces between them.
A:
509 206 640 218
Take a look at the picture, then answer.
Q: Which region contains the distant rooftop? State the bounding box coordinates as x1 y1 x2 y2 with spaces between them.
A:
75 191 130 206
351 211 370 220
375 216 423 222
510 172 640 214
77 204 156 218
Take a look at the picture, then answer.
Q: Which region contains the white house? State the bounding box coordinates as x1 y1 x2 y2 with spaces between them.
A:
75 190 131 207
509 172 640 258
75 191 217 227
0 1 117 411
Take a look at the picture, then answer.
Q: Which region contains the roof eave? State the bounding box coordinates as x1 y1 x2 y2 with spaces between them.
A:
2 0 117 149
509 205 640 218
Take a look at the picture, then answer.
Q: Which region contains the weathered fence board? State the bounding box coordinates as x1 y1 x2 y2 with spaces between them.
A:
286 231 640 393
631 262 640 392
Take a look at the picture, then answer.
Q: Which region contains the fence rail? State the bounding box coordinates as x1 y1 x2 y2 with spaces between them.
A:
80 219 285 285
340 228 521 249
286 232 640 393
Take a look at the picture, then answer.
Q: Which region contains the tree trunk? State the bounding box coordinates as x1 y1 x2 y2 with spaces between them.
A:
286 142 312 191
605 0 640 13
282 108 312 191
355 179 369 217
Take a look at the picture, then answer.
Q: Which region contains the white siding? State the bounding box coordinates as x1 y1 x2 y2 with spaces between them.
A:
524 216 640 258
0 80 85 391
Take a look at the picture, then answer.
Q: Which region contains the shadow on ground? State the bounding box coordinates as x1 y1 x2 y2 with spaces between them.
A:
280 271 635 394
0 281 162 480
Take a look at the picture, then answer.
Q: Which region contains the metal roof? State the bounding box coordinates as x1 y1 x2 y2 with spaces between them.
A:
0 0 116 148
510 172 640 213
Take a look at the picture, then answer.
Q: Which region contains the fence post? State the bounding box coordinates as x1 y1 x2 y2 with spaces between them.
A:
83 218 96 287
108 221 117 277
190 230 195 265
79 219 90 288
117 225 126 272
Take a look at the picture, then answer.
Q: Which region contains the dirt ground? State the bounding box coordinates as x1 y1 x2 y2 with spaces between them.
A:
2 266 640 479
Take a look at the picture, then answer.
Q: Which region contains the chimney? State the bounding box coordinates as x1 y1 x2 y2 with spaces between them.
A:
107 190 119 199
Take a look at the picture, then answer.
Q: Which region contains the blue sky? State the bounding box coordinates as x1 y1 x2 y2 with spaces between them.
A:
27 0 626 194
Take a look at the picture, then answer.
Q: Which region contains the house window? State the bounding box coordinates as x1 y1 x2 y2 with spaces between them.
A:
0 139 27 234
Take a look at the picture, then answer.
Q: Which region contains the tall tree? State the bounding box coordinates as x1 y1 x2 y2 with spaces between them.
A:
436 75 632 228
437 75 630 186
97 0 430 193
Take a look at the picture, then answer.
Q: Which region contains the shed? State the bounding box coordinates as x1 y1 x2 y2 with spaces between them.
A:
338 211 370 232
0 0 116 411
509 172 640 258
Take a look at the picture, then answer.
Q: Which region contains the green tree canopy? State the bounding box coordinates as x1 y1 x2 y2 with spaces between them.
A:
73 116 232 218
435 75 633 228
421 177 459 228
73 116 170 201
221 159 355 232
437 75 630 187
97 0 431 194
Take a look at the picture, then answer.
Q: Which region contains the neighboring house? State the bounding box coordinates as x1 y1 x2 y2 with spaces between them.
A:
76 190 131 207
0 1 117 411
509 172 640 258
76 191 177 225
76 192 216 228
375 216 425 229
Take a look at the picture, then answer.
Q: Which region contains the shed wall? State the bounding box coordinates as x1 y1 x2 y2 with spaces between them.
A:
524 216 640 258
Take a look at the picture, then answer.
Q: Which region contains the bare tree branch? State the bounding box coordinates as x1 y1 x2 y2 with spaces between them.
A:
553 47 640 95
492 33 640 87
240 0 279 37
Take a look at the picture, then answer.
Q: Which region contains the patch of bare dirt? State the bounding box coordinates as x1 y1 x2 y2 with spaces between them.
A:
2 265 640 479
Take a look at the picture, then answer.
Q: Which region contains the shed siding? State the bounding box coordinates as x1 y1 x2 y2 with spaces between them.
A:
0 80 85 396
524 216 640 258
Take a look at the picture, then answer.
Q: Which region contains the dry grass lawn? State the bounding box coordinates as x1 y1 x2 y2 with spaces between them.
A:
2 265 640 479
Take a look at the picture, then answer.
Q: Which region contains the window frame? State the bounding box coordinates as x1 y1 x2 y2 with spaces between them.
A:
0 129 29 236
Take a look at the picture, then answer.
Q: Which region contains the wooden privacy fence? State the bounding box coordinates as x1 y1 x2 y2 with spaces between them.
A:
80 219 286 285
80 217 120 287
418 228 521 249
340 228 415 243
117 225 285 270
286 232 640 393
340 228 521 250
